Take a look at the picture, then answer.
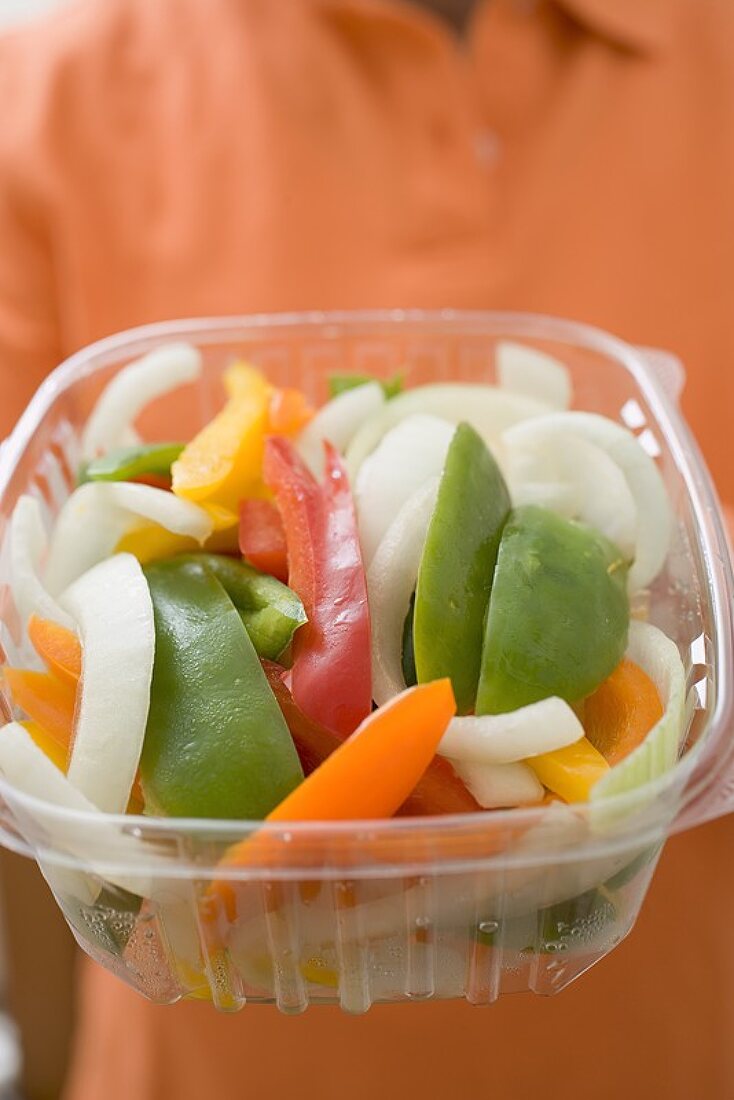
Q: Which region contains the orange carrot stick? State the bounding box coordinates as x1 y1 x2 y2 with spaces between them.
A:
28 615 82 687
584 658 663 766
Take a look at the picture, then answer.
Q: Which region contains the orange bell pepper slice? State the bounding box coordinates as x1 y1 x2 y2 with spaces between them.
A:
27 615 82 687
584 657 663 766
268 388 314 436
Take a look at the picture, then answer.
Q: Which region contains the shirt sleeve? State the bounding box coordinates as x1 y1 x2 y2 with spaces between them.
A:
0 36 62 439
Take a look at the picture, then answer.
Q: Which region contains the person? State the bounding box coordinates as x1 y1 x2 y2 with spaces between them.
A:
1 1 733 1097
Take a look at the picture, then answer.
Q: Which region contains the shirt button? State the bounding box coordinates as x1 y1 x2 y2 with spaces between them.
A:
473 128 501 169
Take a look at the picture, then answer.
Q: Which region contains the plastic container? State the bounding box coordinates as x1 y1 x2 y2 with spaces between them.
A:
0 310 732 1014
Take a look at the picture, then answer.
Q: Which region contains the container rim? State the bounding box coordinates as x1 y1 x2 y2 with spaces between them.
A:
1 309 732 861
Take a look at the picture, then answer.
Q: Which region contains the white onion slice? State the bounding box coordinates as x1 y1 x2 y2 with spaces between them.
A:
0 722 156 897
451 759 544 809
297 382 385 477
8 495 74 630
61 554 154 814
503 430 638 560
346 384 549 477
503 412 671 592
81 343 202 460
439 697 584 765
356 414 455 566
367 478 439 705
496 341 572 410
44 482 212 595
591 620 686 802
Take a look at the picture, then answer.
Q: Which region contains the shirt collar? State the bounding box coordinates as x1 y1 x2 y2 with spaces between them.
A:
552 0 673 54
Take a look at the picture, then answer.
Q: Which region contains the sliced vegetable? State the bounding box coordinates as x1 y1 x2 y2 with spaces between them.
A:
401 594 417 688
438 697 584 765
297 381 385 478
81 443 184 485
171 362 270 511
584 658 663 766
527 738 609 802
172 553 306 661
81 343 201 460
503 412 671 592
239 499 288 582
262 660 479 815
368 479 439 705
268 679 457 823
346 383 549 477
414 423 510 712
141 559 303 819
21 719 68 773
268 388 314 436
355 414 455 566
451 759 544 809
477 506 629 714
0 722 156 897
591 621 686 801
328 373 404 400
264 437 371 736
12 620 145 812
496 341 572 410
8 496 74 629
502 431 637 561
3 668 75 749
44 482 213 595
61 554 154 814
28 614 81 688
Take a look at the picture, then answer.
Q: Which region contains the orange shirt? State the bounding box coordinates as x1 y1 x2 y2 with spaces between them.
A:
0 1 733 1098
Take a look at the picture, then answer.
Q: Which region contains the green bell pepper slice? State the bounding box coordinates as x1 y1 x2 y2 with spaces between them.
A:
141 559 303 819
79 442 185 485
477 505 629 714
327 373 404 400
174 552 307 660
413 422 511 713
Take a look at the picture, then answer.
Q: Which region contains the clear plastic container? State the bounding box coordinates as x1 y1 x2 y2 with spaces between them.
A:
0 310 732 1014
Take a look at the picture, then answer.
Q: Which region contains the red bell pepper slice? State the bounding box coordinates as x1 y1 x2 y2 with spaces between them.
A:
262 660 480 815
263 436 371 736
239 499 289 582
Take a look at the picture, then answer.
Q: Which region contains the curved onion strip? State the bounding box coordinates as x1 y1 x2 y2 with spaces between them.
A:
356 414 455 567
44 482 213 595
503 412 671 592
61 554 155 814
0 722 157 897
297 382 385 477
503 431 638 561
367 478 439 706
8 496 74 630
439 697 584 765
496 341 572 410
451 759 544 809
346 384 549 477
591 620 686 802
81 342 202 460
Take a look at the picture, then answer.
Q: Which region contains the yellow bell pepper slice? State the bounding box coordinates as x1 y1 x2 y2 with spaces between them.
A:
527 737 609 802
115 503 239 564
21 719 68 773
172 363 271 511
